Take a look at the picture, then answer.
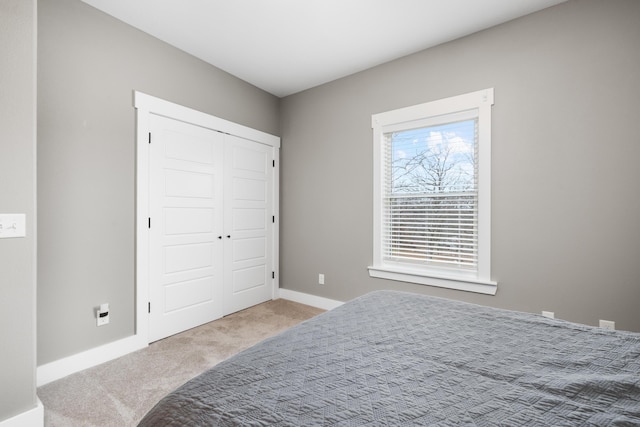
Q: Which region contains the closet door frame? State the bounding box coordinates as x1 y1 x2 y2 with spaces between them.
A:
134 91 280 345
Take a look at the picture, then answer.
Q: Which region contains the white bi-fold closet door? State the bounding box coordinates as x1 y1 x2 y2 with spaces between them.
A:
136 92 279 343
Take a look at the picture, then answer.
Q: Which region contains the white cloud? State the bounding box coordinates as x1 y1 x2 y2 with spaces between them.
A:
426 131 472 154
427 131 444 151
446 133 473 154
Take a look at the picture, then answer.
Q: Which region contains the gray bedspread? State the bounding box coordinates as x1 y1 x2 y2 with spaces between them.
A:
138 291 640 426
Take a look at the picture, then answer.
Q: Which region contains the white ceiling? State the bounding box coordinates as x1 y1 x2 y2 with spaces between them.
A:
81 0 566 97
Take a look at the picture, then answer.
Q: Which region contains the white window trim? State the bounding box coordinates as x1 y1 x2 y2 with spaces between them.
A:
369 88 497 295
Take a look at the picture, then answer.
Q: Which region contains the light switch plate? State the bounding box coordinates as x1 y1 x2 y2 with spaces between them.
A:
0 214 26 238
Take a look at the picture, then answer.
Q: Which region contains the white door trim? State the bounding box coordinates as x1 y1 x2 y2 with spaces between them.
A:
134 91 280 345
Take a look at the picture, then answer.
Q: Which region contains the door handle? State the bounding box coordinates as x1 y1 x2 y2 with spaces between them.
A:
226 235 231 239
218 236 222 239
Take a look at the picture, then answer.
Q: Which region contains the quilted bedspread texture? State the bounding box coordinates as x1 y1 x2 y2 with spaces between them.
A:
138 291 640 426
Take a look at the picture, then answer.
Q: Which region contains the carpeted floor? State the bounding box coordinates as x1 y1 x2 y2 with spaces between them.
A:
37 299 324 427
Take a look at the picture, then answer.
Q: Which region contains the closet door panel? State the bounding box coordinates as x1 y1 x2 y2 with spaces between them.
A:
223 135 273 315
148 114 224 342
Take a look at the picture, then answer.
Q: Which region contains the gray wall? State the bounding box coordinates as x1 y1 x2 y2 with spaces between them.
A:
280 0 640 331
37 0 280 364
31 0 640 370
0 0 38 421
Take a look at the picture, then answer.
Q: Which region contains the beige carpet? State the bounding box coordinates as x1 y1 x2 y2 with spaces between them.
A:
38 299 324 427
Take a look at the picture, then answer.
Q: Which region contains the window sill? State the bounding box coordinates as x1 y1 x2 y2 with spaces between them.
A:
368 265 497 295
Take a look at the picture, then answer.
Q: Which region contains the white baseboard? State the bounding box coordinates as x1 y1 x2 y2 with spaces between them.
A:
0 398 43 427
37 335 147 387
36 291 340 387
277 288 343 311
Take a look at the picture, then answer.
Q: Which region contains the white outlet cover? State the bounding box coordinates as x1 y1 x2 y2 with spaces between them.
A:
599 320 615 331
97 304 110 326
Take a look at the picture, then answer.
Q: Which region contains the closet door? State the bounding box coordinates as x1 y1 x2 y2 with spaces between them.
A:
223 134 274 315
148 114 224 342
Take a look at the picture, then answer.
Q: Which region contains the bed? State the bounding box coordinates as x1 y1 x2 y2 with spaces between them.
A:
138 290 640 426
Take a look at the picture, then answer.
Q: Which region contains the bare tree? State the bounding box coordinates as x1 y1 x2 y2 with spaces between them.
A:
392 142 473 193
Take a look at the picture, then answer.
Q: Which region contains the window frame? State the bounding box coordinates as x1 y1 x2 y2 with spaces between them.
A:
369 89 497 295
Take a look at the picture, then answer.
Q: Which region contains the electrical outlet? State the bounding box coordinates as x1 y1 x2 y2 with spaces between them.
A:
599 320 615 331
542 311 554 319
97 303 109 326
318 274 325 285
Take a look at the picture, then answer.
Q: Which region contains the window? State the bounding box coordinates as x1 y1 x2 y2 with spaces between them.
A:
369 89 496 295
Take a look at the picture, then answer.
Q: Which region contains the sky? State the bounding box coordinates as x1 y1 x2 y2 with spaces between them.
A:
389 119 476 194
